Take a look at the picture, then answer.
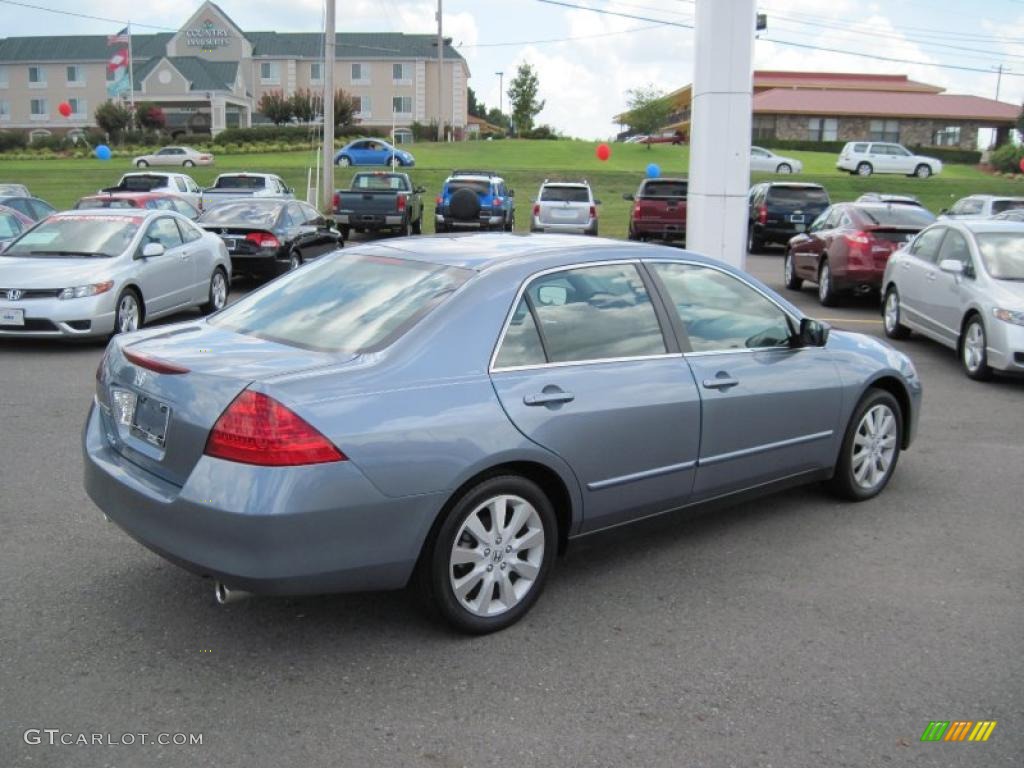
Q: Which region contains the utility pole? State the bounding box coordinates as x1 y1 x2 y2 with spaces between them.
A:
995 63 1004 101
436 0 445 141
496 71 504 126
322 0 335 212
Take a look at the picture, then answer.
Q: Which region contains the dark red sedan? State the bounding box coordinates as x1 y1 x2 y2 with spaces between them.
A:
784 202 935 306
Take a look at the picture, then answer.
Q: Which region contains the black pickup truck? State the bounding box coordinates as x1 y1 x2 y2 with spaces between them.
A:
332 172 425 238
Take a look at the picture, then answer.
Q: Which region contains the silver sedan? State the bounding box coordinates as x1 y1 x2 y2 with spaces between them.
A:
0 209 231 338
133 146 214 169
882 219 1024 379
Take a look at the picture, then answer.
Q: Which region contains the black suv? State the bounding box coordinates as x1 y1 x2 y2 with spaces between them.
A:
747 182 830 253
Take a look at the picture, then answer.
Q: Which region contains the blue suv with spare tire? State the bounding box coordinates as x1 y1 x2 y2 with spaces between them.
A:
434 170 515 233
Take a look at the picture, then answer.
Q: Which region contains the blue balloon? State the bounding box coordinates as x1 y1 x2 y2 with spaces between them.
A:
646 162 661 179
95 144 112 161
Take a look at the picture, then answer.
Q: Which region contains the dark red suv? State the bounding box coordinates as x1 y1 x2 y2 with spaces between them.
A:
784 202 935 306
624 178 687 243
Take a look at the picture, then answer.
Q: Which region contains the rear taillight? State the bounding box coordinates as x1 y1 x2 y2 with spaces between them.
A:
758 205 768 225
331 192 340 209
435 195 443 206
589 205 597 219
633 204 642 219
123 348 190 375
396 195 406 212
845 231 872 246
245 231 281 249
204 390 345 466
532 203 540 216
493 197 503 207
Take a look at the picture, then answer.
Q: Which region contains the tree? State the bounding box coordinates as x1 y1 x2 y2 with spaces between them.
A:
257 90 294 125
135 102 166 131
333 89 357 128
467 86 486 119
507 62 545 135
485 108 510 132
1016 101 1024 140
290 89 319 123
94 100 133 139
625 85 674 149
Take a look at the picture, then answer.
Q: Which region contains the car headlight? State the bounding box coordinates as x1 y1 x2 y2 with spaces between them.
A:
993 307 1024 326
59 281 113 300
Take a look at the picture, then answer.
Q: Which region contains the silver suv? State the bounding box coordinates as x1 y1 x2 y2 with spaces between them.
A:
530 180 599 236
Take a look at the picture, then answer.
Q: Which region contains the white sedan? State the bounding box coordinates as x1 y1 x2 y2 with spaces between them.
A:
751 146 802 174
133 146 214 169
0 209 230 338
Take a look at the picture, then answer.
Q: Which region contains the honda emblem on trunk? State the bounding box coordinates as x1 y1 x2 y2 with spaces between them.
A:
6 289 22 300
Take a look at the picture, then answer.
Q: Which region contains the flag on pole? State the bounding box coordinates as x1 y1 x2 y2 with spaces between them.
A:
107 48 129 73
107 27 130 46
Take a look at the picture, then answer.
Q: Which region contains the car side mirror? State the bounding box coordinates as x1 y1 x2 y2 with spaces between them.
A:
622 193 634 201
938 259 964 276
797 317 830 347
508 189 515 197
140 242 165 259
594 199 602 205
414 186 426 194
938 208 948 215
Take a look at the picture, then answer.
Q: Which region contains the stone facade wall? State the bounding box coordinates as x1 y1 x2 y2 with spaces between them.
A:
765 113 983 149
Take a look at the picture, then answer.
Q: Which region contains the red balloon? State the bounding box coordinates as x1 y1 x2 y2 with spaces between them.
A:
58 101 72 118
596 143 611 161
1018 157 1024 174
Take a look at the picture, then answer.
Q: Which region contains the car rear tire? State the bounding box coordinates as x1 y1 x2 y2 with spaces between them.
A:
882 287 911 339
914 164 931 179
412 217 422 235
784 249 802 290
504 214 515 232
114 288 142 335
419 475 557 635
183 160 195 168
747 225 764 254
818 259 838 306
628 228 640 241
339 225 350 240
856 162 873 177
960 314 993 381
776 163 792 174
136 160 149 168
288 250 302 271
399 218 411 237
828 389 903 501
201 268 228 315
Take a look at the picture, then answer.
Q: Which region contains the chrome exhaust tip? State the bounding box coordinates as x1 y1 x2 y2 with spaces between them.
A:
213 581 251 605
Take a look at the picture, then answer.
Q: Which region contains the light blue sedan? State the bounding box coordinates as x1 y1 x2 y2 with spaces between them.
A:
334 138 414 168
83 235 921 634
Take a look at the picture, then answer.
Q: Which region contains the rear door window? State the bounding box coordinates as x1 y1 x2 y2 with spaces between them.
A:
517 264 666 364
493 299 546 368
853 143 868 153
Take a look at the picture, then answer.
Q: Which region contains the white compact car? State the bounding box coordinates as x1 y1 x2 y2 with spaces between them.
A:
0 209 230 338
530 180 599 236
105 172 205 210
938 195 1024 221
837 142 942 178
750 146 802 174
882 219 1024 379
133 146 214 168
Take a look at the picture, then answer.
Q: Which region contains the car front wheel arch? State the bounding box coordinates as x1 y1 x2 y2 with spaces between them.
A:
863 375 912 449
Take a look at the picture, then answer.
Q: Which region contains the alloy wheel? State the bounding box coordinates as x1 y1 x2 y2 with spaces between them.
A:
884 292 899 333
851 404 898 491
448 494 545 618
289 252 302 270
784 253 794 284
818 262 831 303
210 271 227 310
117 293 139 333
963 320 985 373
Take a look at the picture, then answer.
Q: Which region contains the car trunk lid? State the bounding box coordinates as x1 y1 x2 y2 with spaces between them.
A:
97 322 348 487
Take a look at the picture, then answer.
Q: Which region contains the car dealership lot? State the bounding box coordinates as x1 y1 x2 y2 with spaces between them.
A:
1 250 1021 767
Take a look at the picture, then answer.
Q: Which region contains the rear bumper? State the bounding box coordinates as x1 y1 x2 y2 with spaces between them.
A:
83 403 445 594
756 223 807 243
336 212 405 229
632 221 686 239
436 214 505 229
531 216 597 234
834 265 885 291
0 293 116 338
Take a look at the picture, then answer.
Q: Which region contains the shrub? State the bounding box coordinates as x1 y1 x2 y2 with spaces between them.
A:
520 124 561 140
0 132 29 152
990 142 1024 174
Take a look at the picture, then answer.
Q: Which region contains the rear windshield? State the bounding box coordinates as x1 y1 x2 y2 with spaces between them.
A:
976 233 1024 280
76 198 139 209
767 186 829 205
540 186 590 203
2 215 140 258
115 176 166 191
209 252 473 353
199 203 281 227
856 206 936 227
449 180 491 196
0 184 29 196
353 174 407 191
991 200 1024 214
640 181 687 198
214 176 268 190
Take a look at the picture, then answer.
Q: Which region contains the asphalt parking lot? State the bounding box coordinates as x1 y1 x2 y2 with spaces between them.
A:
1 244 1021 768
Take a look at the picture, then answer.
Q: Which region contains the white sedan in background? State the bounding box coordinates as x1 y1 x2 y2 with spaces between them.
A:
751 146 803 174
0 209 230 338
133 146 214 168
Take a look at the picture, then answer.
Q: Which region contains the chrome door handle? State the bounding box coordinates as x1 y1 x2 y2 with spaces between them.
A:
703 377 740 390
523 391 575 406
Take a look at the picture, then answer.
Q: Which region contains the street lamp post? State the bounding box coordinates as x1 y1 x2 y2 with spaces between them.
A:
496 71 504 126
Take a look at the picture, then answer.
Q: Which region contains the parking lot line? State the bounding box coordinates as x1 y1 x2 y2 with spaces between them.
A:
818 317 882 324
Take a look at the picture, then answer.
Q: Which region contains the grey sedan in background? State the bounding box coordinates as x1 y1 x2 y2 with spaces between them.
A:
882 220 1024 379
133 146 214 168
0 209 231 338
84 235 920 633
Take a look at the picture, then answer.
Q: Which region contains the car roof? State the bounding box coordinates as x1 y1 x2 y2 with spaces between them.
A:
764 182 825 189
960 194 1024 202
81 191 178 200
540 181 589 187
122 172 178 179
954 219 1024 234
339 233 720 272
51 207 166 220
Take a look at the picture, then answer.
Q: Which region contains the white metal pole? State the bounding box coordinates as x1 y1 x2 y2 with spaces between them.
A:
686 0 756 269
437 0 444 141
322 0 336 212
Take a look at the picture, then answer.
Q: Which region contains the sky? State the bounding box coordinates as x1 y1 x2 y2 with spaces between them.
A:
2 0 1023 140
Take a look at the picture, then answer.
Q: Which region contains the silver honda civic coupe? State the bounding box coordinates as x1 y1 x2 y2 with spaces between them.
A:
84 234 921 633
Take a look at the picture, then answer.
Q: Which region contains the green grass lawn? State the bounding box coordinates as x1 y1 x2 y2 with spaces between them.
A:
2 139 1021 240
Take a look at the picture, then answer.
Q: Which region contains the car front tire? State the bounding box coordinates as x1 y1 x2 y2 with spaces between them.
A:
960 314 993 381
114 288 142 335
882 287 911 339
828 389 903 501
420 475 557 635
